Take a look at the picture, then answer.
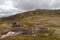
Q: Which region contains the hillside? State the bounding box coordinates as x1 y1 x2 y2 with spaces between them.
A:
0 9 60 27
0 9 60 40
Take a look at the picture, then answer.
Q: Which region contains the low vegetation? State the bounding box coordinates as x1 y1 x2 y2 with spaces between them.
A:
0 34 60 40
0 9 60 40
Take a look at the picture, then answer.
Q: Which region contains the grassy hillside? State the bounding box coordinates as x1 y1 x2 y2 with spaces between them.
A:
0 9 60 40
1 9 60 28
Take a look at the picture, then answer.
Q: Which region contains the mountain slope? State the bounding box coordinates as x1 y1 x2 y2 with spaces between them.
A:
0 9 60 40
0 9 60 28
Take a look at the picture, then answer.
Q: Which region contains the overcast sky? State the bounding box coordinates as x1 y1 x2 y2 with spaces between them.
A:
0 0 60 17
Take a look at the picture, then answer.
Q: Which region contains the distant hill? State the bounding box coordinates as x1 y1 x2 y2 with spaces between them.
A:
0 9 60 20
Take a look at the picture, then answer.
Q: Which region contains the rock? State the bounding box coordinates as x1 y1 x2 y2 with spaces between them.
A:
21 28 32 34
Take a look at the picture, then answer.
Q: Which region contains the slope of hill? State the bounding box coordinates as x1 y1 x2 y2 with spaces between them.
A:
0 9 60 27
0 9 60 40
0 9 60 33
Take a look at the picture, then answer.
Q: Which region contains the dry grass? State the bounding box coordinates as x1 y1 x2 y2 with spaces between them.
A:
0 34 60 40
0 9 60 40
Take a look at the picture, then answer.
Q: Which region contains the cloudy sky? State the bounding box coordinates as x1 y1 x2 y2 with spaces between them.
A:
0 0 60 17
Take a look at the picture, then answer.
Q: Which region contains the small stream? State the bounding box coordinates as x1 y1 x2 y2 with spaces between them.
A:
0 31 21 38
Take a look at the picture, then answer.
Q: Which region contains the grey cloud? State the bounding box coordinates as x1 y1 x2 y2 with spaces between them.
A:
0 0 60 10
13 0 60 10
13 0 51 10
0 0 60 17
0 0 5 4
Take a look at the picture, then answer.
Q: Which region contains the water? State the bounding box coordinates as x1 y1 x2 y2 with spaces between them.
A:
0 31 20 38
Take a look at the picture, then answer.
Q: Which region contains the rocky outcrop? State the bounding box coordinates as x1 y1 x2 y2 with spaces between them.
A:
0 26 56 38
